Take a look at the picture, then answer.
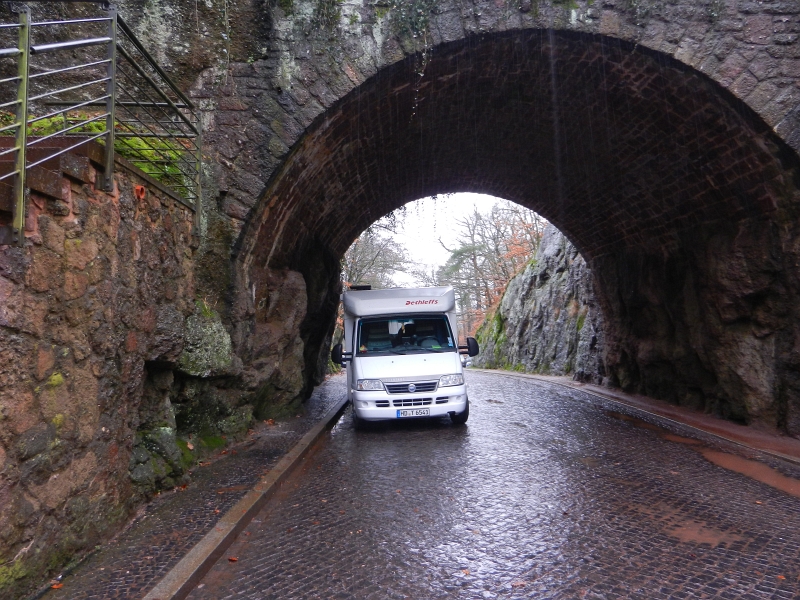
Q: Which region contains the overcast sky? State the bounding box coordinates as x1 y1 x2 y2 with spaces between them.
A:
390 192 502 286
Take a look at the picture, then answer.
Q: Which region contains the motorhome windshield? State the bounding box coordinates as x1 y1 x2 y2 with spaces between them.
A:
356 315 456 356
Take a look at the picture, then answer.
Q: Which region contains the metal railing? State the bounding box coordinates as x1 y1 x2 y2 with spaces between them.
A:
0 4 201 245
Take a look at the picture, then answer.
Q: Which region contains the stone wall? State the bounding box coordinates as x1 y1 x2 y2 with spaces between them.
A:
0 151 202 596
474 225 605 383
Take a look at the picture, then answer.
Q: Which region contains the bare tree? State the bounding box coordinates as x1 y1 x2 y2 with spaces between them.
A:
342 223 409 289
435 200 546 336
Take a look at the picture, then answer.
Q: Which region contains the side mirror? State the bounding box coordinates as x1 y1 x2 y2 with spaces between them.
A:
331 343 343 365
331 343 352 366
466 337 479 357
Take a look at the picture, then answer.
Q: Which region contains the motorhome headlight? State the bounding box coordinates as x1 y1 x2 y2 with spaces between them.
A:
357 379 384 391
439 374 464 387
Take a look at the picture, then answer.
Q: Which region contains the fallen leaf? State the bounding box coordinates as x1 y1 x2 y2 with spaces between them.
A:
396 489 402 493
220 450 228 455
51 583 64 589
321 499 327 503
214 509 221 514
755 501 763 505
228 557 238 562
339 510 346 514
265 419 275 426
187 442 194 450
462 569 470 575
777 575 786 580
669 471 679 475
313 521 321 525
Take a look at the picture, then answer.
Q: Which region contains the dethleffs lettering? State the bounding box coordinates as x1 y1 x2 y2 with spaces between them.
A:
405 299 439 305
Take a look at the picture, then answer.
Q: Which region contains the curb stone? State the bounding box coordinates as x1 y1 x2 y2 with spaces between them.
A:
142 397 349 600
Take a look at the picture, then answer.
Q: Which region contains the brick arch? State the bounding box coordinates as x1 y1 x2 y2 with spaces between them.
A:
232 29 800 434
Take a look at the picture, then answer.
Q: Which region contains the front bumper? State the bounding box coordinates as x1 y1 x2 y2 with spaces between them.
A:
352 385 467 421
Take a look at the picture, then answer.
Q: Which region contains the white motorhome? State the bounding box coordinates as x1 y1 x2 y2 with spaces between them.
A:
331 286 479 427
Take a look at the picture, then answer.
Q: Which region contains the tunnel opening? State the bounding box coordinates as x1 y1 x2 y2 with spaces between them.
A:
232 28 800 435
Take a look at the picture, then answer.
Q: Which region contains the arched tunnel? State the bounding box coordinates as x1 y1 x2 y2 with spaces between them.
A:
231 29 800 433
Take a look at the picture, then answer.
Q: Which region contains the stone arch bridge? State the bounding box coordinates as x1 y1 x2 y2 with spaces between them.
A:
1 0 800 593
176 0 800 433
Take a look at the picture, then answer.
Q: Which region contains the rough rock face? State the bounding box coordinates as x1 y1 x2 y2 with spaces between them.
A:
474 226 605 384
0 155 200 597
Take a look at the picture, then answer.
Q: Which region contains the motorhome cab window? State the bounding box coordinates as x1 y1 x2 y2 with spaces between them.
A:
356 316 455 355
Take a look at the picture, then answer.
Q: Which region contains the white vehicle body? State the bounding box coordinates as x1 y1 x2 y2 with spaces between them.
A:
338 286 471 423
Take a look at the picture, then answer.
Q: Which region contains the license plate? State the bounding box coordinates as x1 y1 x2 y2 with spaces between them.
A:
397 408 430 418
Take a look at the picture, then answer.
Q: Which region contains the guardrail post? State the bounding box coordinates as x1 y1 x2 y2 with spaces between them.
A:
103 5 117 192
192 128 202 238
11 7 30 246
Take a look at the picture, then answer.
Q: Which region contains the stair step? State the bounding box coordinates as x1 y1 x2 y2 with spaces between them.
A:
0 137 106 169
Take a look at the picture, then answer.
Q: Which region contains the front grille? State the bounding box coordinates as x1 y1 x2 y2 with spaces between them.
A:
375 400 390 408
393 398 433 407
385 381 438 394
435 397 449 404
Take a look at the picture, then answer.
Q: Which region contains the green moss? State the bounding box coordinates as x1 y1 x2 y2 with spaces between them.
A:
150 456 170 479
52 413 66 429
175 438 196 470
0 560 27 590
576 312 586 332
46 372 65 388
390 0 439 39
1 111 192 194
327 355 342 374
195 298 218 319
313 0 344 29
199 435 226 450
277 0 294 14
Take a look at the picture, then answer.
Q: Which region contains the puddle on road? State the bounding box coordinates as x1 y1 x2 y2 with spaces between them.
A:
699 449 800 500
665 521 744 547
629 501 744 548
661 433 704 446
604 409 800 500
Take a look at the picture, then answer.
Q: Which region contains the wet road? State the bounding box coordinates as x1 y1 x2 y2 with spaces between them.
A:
188 371 800 599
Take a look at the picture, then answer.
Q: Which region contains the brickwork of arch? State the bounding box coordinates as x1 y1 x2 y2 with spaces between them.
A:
212 24 800 434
